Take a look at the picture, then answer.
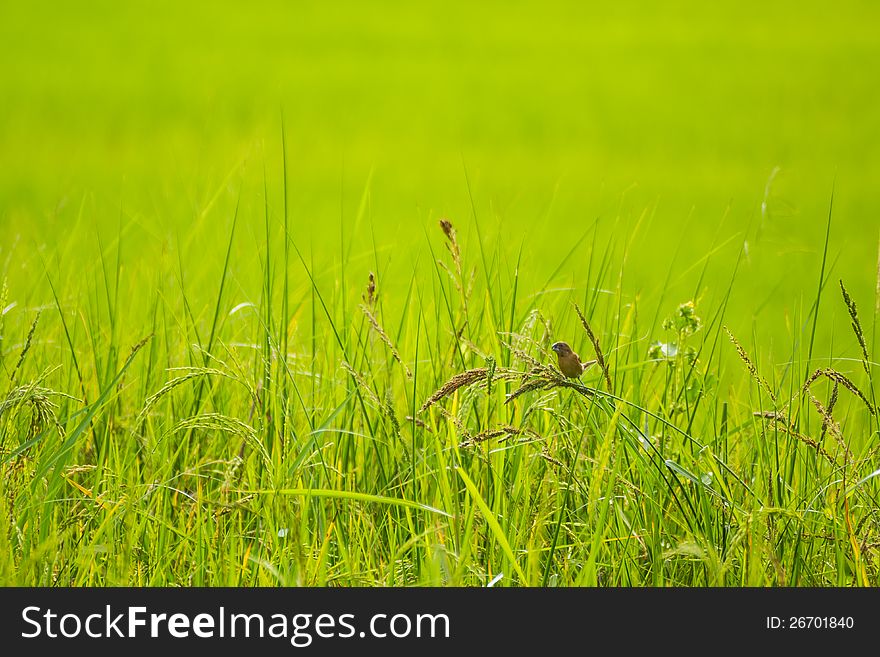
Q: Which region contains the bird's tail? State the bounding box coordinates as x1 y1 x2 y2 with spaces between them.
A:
580 359 598 371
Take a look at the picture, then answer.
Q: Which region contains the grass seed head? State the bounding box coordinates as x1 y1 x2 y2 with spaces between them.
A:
340 361 382 407
573 303 613 390
724 326 777 404
805 386 850 462
10 310 41 386
360 303 413 379
363 271 377 306
459 425 520 448
439 218 460 266
839 279 870 375
757 413 836 464
420 367 488 413
803 367 875 416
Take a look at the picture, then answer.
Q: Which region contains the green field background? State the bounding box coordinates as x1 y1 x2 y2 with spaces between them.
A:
3 1 877 309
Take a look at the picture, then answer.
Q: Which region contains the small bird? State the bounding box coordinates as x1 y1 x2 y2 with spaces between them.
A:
551 341 596 378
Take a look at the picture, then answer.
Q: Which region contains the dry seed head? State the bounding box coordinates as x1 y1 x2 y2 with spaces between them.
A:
118 334 154 391
10 310 41 385
340 360 382 407
439 218 457 250
499 337 544 369
459 425 520 448
724 327 777 404
839 280 870 376
573 303 613 390
505 378 552 404
363 271 377 307
822 379 840 444
757 413 836 464
503 362 596 404
540 448 564 468
803 367 875 416
420 367 488 413
828 380 839 411
359 303 413 379
384 388 401 438
805 387 851 462
439 218 462 273
128 333 154 359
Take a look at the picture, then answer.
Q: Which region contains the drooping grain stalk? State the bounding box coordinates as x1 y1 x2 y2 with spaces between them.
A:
724 326 777 405
574 303 613 390
360 303 412 379
839 280 871 376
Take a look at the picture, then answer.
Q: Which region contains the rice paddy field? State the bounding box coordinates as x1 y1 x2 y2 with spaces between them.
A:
1 1 879 586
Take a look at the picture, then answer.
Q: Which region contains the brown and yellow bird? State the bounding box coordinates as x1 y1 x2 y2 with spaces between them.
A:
551 342 596 378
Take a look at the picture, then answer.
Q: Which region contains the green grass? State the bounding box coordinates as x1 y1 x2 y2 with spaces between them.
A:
1 0 879 586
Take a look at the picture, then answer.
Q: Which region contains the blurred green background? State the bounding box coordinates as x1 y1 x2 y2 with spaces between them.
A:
1 0 878 335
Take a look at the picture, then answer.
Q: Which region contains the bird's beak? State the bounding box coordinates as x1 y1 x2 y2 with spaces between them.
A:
551 342 562 353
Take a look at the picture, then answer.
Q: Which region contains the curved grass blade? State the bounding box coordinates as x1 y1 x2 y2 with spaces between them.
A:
237 488 451 518
456 466 529 586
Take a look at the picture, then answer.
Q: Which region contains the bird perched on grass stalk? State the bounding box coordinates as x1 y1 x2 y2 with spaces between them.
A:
551 342 596 379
